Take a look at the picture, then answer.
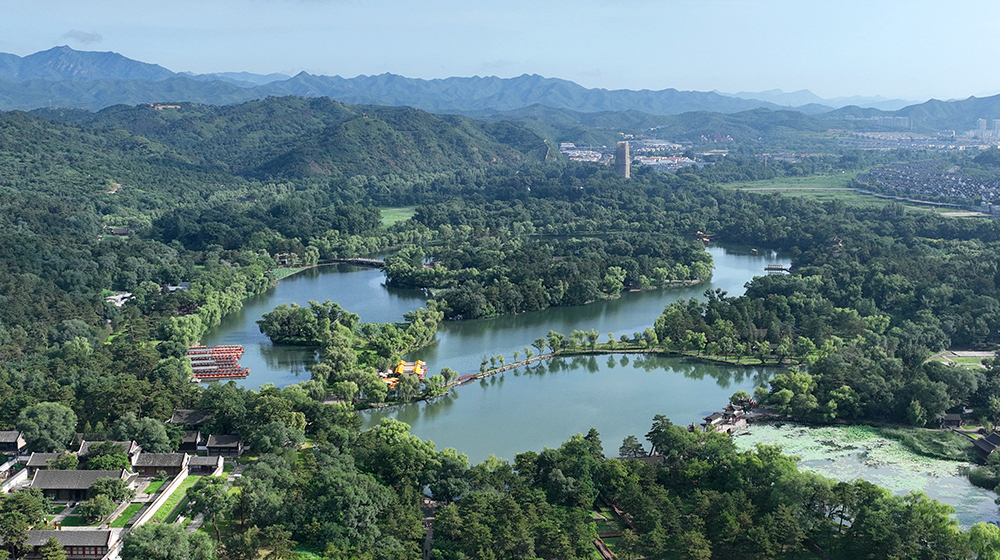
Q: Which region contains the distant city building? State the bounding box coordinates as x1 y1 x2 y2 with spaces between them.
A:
872 116 910 128
615 141 630 178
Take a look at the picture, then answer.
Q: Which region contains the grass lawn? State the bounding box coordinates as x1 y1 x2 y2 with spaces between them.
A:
951 356 988 366
270 267 305 281
150 476 202 523
927 352 991 371
110 503 144 528
728 175 988 218
60 515 100 527
380 206 417 226
143 479 166 494
50 505 66 514
729 173 859 191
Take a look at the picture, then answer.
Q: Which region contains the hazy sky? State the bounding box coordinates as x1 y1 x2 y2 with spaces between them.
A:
3 0 997 101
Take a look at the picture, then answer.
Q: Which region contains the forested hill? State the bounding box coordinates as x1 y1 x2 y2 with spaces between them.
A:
30 97 552 180
471 104 836 148
827 93 1000 132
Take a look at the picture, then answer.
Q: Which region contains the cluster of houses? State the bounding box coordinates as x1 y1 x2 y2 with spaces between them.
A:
0 409 244 560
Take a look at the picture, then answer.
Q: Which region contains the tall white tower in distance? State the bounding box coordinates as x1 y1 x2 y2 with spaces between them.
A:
615 141 630 178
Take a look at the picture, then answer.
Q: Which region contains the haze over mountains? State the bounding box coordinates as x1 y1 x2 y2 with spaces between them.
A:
0 46 909 114
718 89 918 112
2 46 999 133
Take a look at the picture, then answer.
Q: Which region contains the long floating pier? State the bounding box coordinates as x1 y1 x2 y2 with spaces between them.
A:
188 345 250 381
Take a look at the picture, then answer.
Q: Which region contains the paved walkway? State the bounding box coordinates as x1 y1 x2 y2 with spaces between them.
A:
952 351 996 358
186 513 205 533
226 463 246 483
51 503 77 525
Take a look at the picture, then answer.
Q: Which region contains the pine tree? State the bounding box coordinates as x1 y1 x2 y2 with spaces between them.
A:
39 537 67 560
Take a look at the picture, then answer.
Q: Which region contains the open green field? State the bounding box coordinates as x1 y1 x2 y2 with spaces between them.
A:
142 479 166 494
926 351 993 371
731 178 899 208
110 503 144 527
730 173 859 191
729 174 990 218
150 475 202 523
380 206 417 226
270 267 305 281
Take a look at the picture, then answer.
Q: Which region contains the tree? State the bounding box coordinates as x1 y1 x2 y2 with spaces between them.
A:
38 538 67 560
17 402 77 452
440 367 459 385
331 381 359 403
618 530 641 560
76 494 115 523
906 399 928 427
0 512 29 560
185 476 233 543
970 522 1000 560
224 525 296 560
546 331 566 353
619 435 646 458
47 452 78 470
729 390 750 405
248 421 305 454
677 530 712 560
395 373 421 401
110 413 175 453
90 477 136 503
642 327 658 348
532 337 547 356
84 442 129 471
121 522 216 560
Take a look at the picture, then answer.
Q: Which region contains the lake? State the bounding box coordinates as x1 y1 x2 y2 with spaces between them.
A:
200 245 783 460
198 244 997 524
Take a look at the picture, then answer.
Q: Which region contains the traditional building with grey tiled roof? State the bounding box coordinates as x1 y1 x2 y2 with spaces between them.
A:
30 468 132 501
0 430 26 455
206 434 243 457
132 452 190 476
6 529 123 560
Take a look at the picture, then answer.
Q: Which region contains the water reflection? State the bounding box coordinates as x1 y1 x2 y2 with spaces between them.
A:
258 343 317 375
361 354 768 463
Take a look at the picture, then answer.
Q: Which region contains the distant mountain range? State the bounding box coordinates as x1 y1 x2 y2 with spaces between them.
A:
717 89 918 112
3 46 1000 133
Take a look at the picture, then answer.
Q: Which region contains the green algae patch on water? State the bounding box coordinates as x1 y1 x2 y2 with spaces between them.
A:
734 424 966 480
734 423 1000 528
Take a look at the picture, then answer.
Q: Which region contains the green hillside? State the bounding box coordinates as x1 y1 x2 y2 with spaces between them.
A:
33 97 550 180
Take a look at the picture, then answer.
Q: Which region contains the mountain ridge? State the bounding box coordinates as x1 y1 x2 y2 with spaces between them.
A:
3 46 1000 133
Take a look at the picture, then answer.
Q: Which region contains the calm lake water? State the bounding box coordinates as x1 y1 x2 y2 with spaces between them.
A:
200 245 782 460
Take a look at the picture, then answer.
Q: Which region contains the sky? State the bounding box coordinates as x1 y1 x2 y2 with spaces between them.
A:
3 0 998 102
